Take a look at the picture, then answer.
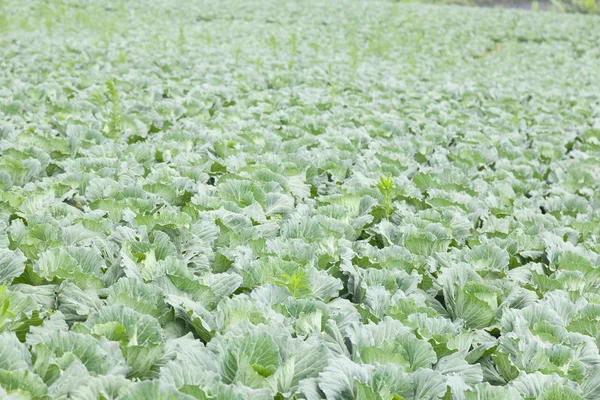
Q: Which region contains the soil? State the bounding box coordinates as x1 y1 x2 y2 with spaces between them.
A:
482 1 553 10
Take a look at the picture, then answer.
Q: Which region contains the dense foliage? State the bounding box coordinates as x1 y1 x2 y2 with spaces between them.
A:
1 0 600 399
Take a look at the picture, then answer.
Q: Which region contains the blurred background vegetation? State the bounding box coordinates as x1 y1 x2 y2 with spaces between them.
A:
549 0 597 13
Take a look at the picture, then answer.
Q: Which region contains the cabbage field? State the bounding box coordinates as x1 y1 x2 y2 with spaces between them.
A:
1 0 600 399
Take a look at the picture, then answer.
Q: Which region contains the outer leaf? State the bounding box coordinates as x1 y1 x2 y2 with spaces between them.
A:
0 249 26 285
